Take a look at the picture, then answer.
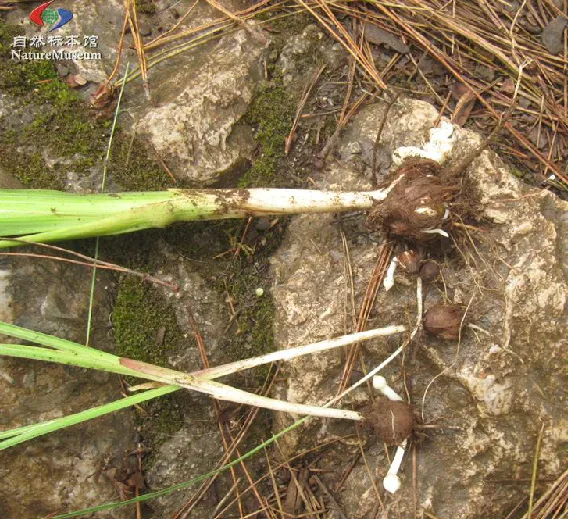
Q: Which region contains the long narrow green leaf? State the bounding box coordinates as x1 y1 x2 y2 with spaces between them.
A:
0 189 178 236
0 344 141 378
0 385 179 449
0 193 219 248
0 320 116 359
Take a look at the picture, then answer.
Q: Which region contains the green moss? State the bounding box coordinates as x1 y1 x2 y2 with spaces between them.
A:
112 277 187 366
136 0 157 15
0 18 173 191
206 220 284 383
239 84 295 188
4 149 65 189
254 10 311 34
0 19 107 188
510 166 526 179
111 275 188 458
0 22 58 94
108 133 176 191
222 262 275 358
160 218 280 381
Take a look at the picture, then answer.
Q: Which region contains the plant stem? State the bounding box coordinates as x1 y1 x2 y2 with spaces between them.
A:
0 187 392 249
120 357 363 421
196 325 407 380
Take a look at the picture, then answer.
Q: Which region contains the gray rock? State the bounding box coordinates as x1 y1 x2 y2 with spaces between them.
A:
0 258 134 519
278 24 347 85
541 15 567 55
363 22 409 54
128 26 265 185
146 422 225 518
270 99 568 519
340 99 437 179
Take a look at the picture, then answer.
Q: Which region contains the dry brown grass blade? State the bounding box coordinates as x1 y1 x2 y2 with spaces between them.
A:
518 466 568 519
372 93 399 178
145 0 200 49
319 0 568 186
104 11 129 86
144 0 277 52
125 0 150 99
0 240 178 290
294 0 387 90
265 450 286 519
211 438 344 519
204 0 267 43
318 91 369 161
337 241 394 394
527 423 546 518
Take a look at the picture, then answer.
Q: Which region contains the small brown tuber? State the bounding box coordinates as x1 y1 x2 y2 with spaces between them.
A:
424 303 465 340
419 260 440 282
365 398 415 445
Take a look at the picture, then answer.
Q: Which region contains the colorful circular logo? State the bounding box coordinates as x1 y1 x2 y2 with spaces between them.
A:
41 8 59 26
29 2 74 32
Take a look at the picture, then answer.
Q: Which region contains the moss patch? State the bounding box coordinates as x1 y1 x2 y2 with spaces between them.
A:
239 84 295 188
0 18 174 191
111 274 187 455
108 133 177 191
112 276 186 366
136 0 157 15
160 217 282 381
219 256 276 377
0 20 99 187
0 22 58 94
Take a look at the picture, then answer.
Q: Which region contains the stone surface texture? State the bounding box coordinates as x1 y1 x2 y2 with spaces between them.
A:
270 99 567 519
127 2 267 185
0 259 134 519
145 422 225 518
130 25 262 185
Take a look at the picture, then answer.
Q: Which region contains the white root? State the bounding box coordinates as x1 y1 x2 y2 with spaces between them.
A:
383 257 399 292
383 440 408 494
372 277 423 494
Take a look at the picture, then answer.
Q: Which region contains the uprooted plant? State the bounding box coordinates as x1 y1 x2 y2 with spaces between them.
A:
0 321 408 449
0 115 499 250
0 107 509 517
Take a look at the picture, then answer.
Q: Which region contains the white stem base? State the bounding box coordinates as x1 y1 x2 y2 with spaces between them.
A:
384 439 408 494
